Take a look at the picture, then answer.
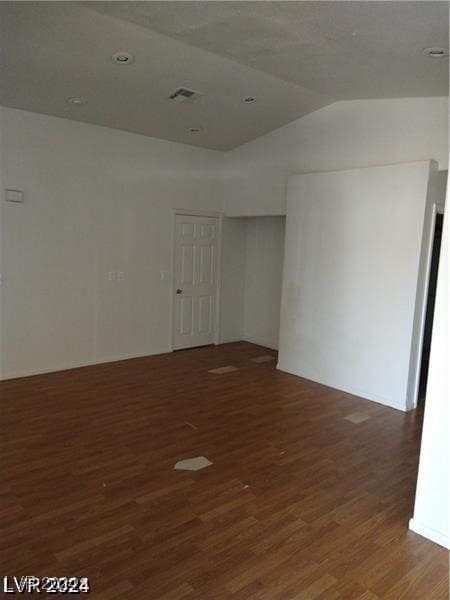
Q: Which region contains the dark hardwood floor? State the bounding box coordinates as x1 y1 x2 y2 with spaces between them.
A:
1 342 448 599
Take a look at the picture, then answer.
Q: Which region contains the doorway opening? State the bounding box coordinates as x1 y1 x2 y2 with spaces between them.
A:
418 212 444 402
220 215 286 351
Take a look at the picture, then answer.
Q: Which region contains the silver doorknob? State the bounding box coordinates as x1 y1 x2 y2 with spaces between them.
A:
176 289 182 294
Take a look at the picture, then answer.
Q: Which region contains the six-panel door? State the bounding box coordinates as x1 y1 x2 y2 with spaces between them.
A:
173 215 219 350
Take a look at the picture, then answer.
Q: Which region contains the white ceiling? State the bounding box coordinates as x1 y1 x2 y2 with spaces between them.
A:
1 1 448 151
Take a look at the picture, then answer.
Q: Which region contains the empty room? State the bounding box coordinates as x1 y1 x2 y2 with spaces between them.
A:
0 1 449 598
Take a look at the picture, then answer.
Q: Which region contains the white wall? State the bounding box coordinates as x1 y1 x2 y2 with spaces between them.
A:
410 193 449 549
1 98 447 379
242 217 285 349
0 107 222 379
278 161 434 411
219 216 285 350
222 97 448 216
219 217 247 344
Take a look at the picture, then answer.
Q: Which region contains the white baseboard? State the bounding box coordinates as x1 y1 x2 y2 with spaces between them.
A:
0 338 279 381
1 359 96 381
217 336 243 345
241 335 279 351
276 359 408 412
0 348 170 381
97 349 169 365
409 518 450 549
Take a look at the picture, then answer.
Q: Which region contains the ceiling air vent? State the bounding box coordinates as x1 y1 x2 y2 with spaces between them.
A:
169 87 202 103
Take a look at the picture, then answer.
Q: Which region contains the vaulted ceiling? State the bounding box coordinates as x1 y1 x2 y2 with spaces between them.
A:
1 1 448 150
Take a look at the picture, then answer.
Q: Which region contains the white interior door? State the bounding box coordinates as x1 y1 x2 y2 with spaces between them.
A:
173 214 219 350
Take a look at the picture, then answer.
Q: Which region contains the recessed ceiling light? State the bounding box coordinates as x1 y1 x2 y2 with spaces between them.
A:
111 51 135 65
67 96 86 106
243 96 256 103
423 47 449 58
189 127 201 133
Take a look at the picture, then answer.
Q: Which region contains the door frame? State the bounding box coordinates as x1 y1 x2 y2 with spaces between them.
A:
409 202 438 409
169 209 223 351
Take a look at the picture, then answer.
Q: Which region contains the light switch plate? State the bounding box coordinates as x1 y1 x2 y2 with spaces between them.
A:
5 189 24 203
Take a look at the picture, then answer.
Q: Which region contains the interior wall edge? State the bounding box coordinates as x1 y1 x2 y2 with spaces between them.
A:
405 161 440 410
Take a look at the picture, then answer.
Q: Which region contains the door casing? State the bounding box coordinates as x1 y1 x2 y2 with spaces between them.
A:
170 209 223 351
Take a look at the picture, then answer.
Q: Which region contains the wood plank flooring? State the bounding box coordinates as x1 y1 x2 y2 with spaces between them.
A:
1 342 448 598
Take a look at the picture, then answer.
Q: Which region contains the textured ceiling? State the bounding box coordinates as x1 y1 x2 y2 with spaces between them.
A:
89 1 450 99
1 1 448 151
